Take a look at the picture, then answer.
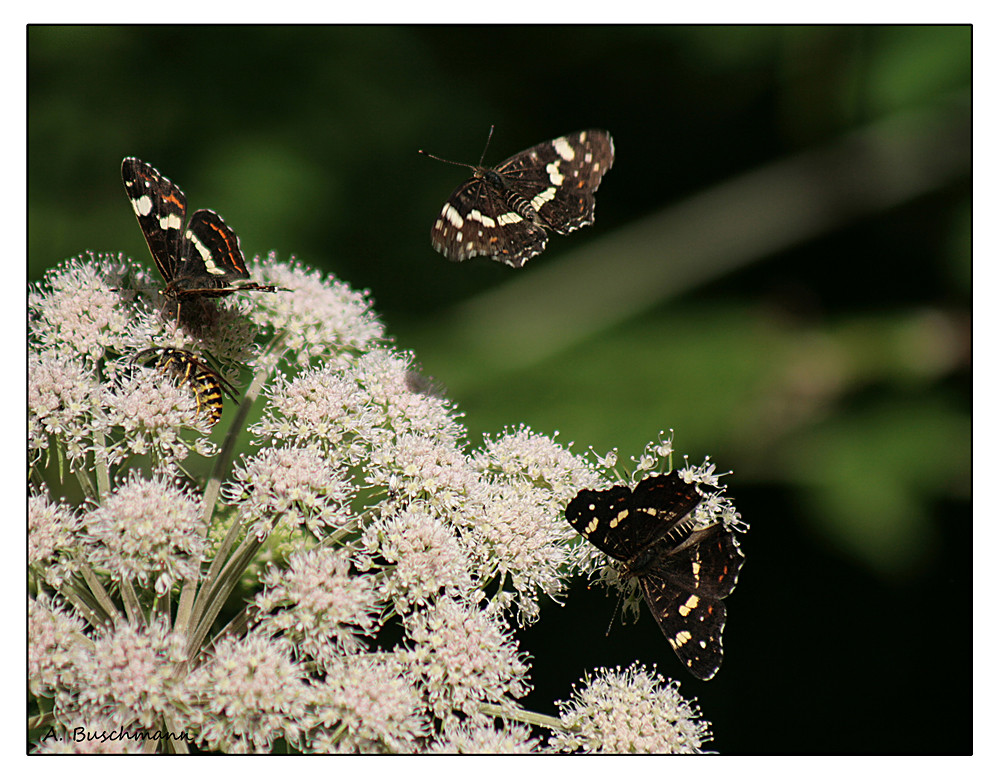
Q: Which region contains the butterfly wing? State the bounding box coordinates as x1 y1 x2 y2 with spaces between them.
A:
162 208 249 295
430 177 548 267
496 129 614 235
122 157 187 284
566 473 704 560
639 575 729 681
640 523 744 680
627 473 704 548
649 524 745 599
565 484 636 561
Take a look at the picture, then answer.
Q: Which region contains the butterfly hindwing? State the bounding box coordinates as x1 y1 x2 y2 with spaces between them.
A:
648 525 744 599
177 208 252 296
640 575 728 681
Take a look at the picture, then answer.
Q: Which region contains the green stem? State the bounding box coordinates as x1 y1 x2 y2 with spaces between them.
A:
92 429 110 499
187 531 265 659
478 702 565 732
78 564 121 623
120 578 142 624
74 462 97 502
179 331 285 640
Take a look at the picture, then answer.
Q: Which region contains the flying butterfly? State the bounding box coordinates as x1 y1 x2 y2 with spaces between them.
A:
565 472 745 680
420 128 614 268
133 347 237 428
121 157 285 317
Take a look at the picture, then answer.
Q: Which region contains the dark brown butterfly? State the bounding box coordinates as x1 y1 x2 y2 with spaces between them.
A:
122 158 284 316
420 128 614 268
566 472 744 680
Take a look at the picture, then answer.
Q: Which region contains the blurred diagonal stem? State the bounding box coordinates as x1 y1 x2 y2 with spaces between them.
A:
431 92 969 377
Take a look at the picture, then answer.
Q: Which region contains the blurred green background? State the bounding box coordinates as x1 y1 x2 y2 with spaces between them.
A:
28 26 970 753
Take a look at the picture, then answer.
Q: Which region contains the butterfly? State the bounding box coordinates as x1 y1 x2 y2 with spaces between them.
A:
565 472 745 680
121 158 284 315
420 128 614 268
133 347 237 427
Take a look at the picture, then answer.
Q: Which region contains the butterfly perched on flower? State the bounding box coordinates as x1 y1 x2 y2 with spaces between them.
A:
121 158 284 313
420 128 614 268
565 472 745 680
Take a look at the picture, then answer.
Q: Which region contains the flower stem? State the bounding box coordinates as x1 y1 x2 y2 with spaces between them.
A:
478 701 564 732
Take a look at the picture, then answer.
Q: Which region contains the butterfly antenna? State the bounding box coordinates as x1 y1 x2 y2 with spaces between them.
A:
416 148 472 169
477 124 495 167
417 149 472 168
417 125 495 170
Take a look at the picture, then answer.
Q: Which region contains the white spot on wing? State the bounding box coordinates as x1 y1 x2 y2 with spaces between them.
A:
133 195 153 217
677 595 700 617
469 209 496 228
497 212 522 225
159 212 183 231
443 203 464 228
530 187 557 211
545 161 564 186
185 231 225 275
553 137 575 161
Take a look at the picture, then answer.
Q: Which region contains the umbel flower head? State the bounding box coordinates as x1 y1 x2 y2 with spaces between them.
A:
549 663 712 754
28 250 741 754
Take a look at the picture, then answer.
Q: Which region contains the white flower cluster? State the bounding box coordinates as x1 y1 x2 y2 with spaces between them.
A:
29 252 724 754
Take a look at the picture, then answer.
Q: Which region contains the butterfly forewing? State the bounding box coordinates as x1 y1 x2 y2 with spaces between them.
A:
565 484 635 560
496 129 615 236
122 157 187 283
629 473 704 543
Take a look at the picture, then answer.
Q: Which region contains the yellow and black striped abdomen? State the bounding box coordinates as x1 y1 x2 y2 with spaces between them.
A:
133 347 235 427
